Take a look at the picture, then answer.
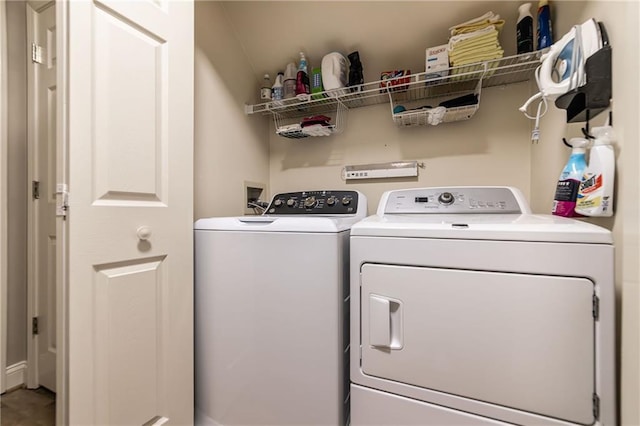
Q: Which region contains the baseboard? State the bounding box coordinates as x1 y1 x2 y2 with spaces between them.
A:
5 361 27 391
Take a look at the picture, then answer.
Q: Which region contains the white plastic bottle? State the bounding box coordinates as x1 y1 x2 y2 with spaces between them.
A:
516 3 534 54
272 72 284 102
260 73 271 100
575 126 616 216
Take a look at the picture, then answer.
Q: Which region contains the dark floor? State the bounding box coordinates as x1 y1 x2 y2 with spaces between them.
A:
0 387 55 426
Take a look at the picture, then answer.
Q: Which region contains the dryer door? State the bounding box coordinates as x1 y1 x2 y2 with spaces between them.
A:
360 264 595 425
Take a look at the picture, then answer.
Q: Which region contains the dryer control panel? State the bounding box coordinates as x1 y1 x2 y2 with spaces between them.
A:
381 187 530 215
265 190 361 215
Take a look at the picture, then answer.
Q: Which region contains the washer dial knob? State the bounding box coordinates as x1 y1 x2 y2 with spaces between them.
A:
303 196 317 208
438 192 455 205
342 196 352 206
286 198 296 207
326 196 337 206
273 199 283 207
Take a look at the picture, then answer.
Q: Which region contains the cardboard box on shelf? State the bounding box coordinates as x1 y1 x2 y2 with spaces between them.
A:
425 44 449 79
380 70 412 93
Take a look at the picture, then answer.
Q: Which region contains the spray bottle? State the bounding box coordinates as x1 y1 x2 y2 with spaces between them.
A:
575 125 616 216
552 137 588 217
295 52 311 99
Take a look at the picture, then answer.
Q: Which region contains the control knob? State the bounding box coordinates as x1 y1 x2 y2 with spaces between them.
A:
326 196 337 206
303 196 317 208
438 192 455 205
341 196 352 206
273 199 283 207
286 198 296 207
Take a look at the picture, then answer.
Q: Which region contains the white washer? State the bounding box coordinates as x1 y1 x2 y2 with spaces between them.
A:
195 190 367 426
350 186 616 426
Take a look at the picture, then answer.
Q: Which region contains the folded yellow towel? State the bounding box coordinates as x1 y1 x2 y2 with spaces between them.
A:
449 41 501 59
450 35 499 53
451 50 504 67
448 26 498 49
451 20 505 36
449 11 504 36
450 40 501 58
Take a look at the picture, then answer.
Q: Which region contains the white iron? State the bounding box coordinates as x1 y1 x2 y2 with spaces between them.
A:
520 18 604 114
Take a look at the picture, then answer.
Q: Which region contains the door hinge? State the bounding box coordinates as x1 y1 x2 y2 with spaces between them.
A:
56 183 69 219
32 180 40 200
32 317 39 335
593 393 600 420
31 43 44 64
593 294 600 321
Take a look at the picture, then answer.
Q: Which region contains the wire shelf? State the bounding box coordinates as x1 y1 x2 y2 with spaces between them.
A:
392 104 478 127
273 99 347 139
245 51 542 121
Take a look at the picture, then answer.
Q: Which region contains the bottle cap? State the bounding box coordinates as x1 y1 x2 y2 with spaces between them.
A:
569 137 589 150
592 126 616 145
284 63 297 80
518 3 532 15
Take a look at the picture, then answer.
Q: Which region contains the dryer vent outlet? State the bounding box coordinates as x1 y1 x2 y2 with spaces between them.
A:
244 181 266 215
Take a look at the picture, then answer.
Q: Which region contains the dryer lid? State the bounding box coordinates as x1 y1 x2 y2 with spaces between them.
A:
353 186 612 244
351 213 613 243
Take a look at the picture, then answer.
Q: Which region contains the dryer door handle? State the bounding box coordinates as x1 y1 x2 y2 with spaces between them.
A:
369 294 403 350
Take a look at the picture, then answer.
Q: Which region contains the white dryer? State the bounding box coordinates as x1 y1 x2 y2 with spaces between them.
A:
350 187 615 426
195 190 366 426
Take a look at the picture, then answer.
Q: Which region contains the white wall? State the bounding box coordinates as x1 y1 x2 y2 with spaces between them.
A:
527 2 640 423
194 1 270 219
5 0 27 368
269 84 533 214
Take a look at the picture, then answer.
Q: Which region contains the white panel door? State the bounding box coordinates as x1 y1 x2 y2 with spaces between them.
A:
62 0 194 424
360 264 595 425
27 0 57 392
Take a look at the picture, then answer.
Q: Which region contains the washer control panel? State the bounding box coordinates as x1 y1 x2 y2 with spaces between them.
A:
266 190 360 215
382 187 527 214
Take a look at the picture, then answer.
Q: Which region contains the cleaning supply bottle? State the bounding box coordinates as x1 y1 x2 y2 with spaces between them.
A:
552 137 588 217
283 63 297 99
295 52 310 99
516 3 534 54
536 0 553 50
272 72 284 102
575 125 616 217
260 74 271 100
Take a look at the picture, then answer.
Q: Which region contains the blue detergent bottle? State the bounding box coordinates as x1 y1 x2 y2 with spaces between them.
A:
552 138 588 217
537 0 553 49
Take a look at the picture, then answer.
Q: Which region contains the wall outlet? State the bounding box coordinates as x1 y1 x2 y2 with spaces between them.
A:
244 181 266 215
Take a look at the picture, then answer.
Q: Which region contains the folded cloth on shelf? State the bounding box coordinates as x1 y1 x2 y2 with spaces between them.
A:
448 25 498 49
427 107 447 126
448 20 504 69
450 49 505 67
276 123 302 134
449 39 501 58
448 11 504 36
301 115 331 127
301 124 333 137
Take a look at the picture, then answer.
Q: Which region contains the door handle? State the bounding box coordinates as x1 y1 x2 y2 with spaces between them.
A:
369 294 403 350
137 226 152 240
